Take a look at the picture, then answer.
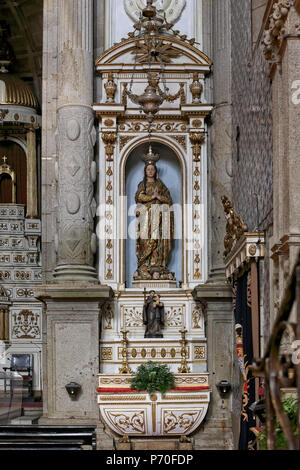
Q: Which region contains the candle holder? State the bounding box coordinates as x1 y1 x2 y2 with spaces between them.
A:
119 329 132 374
178 328 190 373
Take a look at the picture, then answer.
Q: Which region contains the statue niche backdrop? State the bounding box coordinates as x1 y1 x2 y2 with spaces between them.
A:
133 146 175 281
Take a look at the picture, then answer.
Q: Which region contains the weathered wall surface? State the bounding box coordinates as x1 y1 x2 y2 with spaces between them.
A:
231 0 273 232
231 0 273 345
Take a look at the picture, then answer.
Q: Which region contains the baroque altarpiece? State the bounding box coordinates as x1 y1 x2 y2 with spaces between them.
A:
94 0 212 438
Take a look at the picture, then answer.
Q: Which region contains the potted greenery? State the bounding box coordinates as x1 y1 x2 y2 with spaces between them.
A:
130 361 175 395
256 396 298 449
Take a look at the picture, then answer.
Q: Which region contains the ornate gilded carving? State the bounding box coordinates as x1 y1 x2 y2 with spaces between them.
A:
189 133 205 162
194 346 205 360
106 411 145 434
11 310 40 339
101 347 113 360
192 119 202 128
104 72 117 103
124 307 143 327
156 81 185 104
170 135 187 150
118 346 189 360
192 305 203 329
119 135 135 151
133 39 182 64
100 376 131 385
102 132 117 161
178 328 191 373
119 120 188 133
175 375 207 385
100 395 146 401
165 306 183 327
190 72 203 103
163 410 199 434
221 195 248 259
248 244 257 256
123 305 184 328
104 118 114 127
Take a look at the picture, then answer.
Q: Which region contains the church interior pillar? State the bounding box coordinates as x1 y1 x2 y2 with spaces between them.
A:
53 0 97 282
26 126 38 219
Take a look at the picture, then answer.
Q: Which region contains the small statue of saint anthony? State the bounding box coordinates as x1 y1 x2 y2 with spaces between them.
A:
143 290 164 338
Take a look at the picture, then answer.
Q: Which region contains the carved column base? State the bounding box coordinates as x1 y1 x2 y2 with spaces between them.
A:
53 264 98 282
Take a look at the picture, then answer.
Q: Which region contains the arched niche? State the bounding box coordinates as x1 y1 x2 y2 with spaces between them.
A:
125 141 182 287
0 140 27 205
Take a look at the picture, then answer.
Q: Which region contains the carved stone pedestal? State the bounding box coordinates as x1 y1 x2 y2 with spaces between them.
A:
35 283 113 427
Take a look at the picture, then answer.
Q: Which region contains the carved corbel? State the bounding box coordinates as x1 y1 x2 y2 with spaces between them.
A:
262 1 292 66
102 132 117 161
221 195 248 259
189 133 205 162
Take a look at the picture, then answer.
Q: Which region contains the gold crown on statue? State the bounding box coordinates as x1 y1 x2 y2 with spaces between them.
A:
141 145 160 165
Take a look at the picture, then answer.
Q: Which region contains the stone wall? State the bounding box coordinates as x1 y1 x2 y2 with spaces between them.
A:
231 0 273 342
231 0 273 232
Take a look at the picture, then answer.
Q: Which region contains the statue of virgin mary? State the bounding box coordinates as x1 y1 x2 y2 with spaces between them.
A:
134 146 175 281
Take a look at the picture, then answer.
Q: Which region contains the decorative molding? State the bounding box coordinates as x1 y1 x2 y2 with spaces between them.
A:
119 135 135 151
163 409 200 434
189 132 205 162
11 309 41 339
105 410 146 434
122 304 184 328
118 120 188 133
194 345 205 359
117 345 190 361
169 135 187 151
101 347 113 360
224 233 265 281
102 132 117 161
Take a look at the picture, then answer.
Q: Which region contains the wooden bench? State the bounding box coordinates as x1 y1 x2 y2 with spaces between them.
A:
0 425 97 450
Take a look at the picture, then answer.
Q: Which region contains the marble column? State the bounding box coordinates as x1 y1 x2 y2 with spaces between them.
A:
53 0 97 282
26 127 38 219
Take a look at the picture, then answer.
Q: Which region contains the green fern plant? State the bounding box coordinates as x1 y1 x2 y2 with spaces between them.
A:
130 361 175 395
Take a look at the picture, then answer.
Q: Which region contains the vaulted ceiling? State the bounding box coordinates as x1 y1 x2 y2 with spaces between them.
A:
0 0 43 105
